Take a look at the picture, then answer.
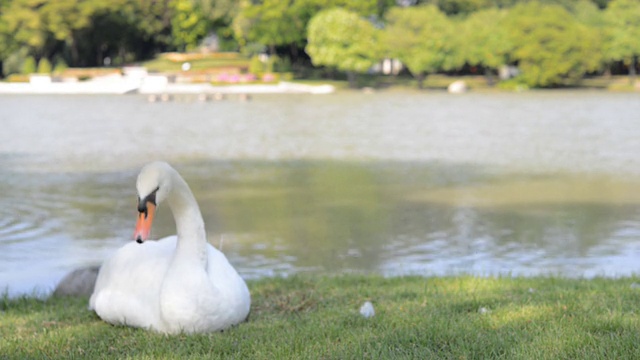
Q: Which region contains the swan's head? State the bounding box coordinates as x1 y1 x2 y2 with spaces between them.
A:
133 161 174 243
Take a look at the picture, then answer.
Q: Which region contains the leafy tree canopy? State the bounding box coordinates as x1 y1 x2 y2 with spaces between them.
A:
171 0 209 51
604 0 640 64
233 0 388 53
503 2 603 87
306 7 383 82
0 0 636 84
384 5 459 87
459 7 511 70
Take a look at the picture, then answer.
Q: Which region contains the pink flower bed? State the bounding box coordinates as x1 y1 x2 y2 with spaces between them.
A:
214 73 264 84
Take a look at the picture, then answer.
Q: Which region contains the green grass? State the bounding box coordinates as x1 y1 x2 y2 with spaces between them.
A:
142 53 250 73
2 275 640 359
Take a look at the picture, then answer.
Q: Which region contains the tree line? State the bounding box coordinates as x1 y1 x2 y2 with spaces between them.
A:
1 0 638 88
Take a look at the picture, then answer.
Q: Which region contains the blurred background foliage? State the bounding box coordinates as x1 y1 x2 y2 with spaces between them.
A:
0 0 638 88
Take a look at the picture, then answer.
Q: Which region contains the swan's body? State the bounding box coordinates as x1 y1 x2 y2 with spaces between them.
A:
89 162 250 334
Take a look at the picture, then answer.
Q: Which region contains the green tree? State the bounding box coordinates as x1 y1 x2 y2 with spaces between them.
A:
2 48 28 76
306 8 383 87
39 0 102 64
0 0 124 67
503 2 602 87
460 7 511 82
384 5 459 88
192 0 241 51
0 0 13 54
130 0 173 45
194 0 239 24
170 0 209 51
571 0 608 74
233 0 388 56
233 0 301 55
604 0 640 84
418 0 497 15
0 0 48 58
72 0 170 66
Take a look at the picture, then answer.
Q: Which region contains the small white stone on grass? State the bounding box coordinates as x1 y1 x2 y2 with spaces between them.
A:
478 307 490 315
447 80 467 94
631 283 640 289
360 301 375 318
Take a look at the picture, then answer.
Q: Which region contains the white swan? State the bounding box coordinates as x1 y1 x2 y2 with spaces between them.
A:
89 161 250 334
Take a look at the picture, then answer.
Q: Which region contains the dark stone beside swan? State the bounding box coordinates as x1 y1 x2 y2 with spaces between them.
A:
53 265 100 297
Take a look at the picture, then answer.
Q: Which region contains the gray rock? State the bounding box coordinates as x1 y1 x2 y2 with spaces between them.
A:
52 265 100 297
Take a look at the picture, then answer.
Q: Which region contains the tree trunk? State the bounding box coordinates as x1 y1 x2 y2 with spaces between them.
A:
629 55 637 86
97 45 104 67
604 64 611 78
70 32 80 67
484 67 495 86
347 71 356 88
119 46 126 66
416 73 425 89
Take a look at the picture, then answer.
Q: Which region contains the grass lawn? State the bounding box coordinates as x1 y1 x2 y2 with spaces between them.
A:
142 53 250 73
2 275 640 359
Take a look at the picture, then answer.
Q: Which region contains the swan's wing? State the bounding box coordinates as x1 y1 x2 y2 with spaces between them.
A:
90 236 177 330
205 245 251 325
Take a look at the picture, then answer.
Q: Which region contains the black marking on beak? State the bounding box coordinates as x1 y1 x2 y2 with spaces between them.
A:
136 236 143 244
137 187 159 216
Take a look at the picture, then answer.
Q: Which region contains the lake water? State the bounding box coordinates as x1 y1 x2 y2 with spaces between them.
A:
1 90 640 296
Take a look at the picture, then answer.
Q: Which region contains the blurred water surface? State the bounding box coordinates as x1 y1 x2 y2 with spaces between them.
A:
1 91 640 296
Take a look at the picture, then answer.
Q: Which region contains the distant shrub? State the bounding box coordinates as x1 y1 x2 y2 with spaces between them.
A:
3 48 28 76
248 55 290 77
280 72 294 81
497 78 529 91
5 74 30 82
249 55 263 75
22 56 37 74
265 56 276 74
275 57 292 73
37 58 52 74
240 42 266 58
217 34 239 52
53 58 68 74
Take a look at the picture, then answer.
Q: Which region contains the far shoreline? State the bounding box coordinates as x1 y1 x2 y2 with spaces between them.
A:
1 71 638 96
0 79 336 96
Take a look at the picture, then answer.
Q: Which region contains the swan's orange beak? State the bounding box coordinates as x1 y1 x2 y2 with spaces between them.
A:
134 202 155 243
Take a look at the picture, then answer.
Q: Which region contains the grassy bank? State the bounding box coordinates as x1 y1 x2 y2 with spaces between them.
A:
2 275 640 359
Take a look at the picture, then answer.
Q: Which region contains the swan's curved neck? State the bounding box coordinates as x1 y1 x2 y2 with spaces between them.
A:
166 170 208 268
